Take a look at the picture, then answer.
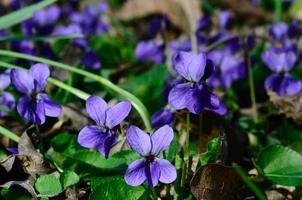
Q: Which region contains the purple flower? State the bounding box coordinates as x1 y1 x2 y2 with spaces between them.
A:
135 40 165 64
269 22 288 41
287 19 302 39
149 16 168 38
125 125 176 187
0 70 15 117
168 51 226 115
81 50 101 70
78 96 131 158
32 5 61 35
207 49 246 88
261 48 301 95
219 10 232 30
151 108 174 128
10 64 62 124
0 92 15 117
53 23 83 36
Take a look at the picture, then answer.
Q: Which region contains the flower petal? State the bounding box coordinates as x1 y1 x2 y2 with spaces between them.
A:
285 76 302 95
150 125 174 156
39 93 62 117
17 95 45 125
145 161 160 187
126 125 151 156
124 158 146 186
0 69 11 90
265 74 286 96
78 125 104 149
158 159 177 184
168 83 194 111
10 69 34 94
86 95 107 125
29 63 50 92
96 133 117 158
105 101 131 128
173 51 206 82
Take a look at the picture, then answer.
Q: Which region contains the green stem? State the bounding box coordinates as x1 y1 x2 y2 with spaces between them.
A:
0 125 20 143
274 0 282 22
151 187 158 200
0 50 151 131
0 61 90 101
247 53 258 122
180 113 190 195
232 163 267 200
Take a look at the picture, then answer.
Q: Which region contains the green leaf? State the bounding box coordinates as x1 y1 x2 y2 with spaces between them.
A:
0 34 83 42
1 188 32 200
119 65 169 113
0 0 57 30
256 144 302 186
199 137 221 166
89 176 147 200
51 149 138 178
60 171 80 189
35 175 62 196
50 133 82 155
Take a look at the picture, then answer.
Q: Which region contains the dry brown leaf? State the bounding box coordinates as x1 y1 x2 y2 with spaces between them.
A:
112 0 201 35
190 163 244 200
268 91 302 125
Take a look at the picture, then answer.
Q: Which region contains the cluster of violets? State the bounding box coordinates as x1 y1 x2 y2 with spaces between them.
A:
1 63 177 187
1 0 109 70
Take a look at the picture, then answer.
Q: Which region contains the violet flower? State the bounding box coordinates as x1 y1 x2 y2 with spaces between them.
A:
10 64 62 125
135 40 165 64
81 50 101 70
207 48 246 88
219 10 232 30
168 51 226 115
78 95 131 158
261 48 301 96
151 107 174 129
269 22 288 41
0 70 15 117
125 125 176 187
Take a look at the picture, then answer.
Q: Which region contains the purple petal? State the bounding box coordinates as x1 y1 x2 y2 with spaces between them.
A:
150 125 174 156
265 74 286 96
29 63 50 92
174 51 206 82
168 83 194 111
168 83 204 114
261 49 296 72
81 50 101 70
86 95 107 126
39 93 62 117
17 95 45 125
0 69 11 90
125 158 146 186
126 126 151 156
0 92 15 117
157 159 177 183
285 76 302 95
10 69 34 94
97 133 116 158
78 125 104 149
145 161 160 187
151 108 174 128
105 101 131 129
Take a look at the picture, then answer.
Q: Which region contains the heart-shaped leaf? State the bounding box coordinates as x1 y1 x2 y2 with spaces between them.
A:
256 144 302 186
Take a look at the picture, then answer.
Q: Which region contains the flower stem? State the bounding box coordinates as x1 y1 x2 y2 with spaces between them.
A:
247 53 258 122
0 50 151 131
232 163 267 200
274 0 282 22
150 187 158 200
180 113 190 194
0 125 20 143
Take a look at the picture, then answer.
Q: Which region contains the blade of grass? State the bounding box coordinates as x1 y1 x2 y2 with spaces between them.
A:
0 0 57 30
0 126 20 143
0 50 151 131
232 163 267 200
0 61 89 100
0 34 83 42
